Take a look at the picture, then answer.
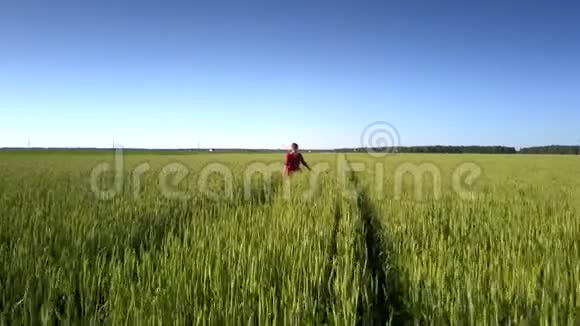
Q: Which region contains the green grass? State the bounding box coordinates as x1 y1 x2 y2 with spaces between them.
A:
358 154 580 325
0 151 578 325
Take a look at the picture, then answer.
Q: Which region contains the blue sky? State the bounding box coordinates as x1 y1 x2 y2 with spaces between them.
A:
1 0 579 149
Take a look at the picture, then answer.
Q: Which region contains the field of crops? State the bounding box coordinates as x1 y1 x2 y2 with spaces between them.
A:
0 150 579 325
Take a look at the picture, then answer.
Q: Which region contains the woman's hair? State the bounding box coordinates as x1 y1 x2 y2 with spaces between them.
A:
291 143 299 149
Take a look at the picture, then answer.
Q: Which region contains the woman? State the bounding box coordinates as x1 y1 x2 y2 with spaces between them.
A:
285 143 311 175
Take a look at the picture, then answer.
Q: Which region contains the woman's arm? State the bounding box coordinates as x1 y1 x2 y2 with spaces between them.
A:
300 154 312 170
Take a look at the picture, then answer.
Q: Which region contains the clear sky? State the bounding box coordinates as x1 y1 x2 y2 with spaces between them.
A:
1 0 579 149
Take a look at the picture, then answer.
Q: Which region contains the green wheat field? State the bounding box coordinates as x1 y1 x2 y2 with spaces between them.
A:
0 150 579 325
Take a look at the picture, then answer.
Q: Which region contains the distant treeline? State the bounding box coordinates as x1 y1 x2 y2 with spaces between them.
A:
518 145 580 155
2 145 579 154
335 145 579 155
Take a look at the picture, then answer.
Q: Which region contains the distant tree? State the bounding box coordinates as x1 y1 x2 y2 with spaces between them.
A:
519 145 579 155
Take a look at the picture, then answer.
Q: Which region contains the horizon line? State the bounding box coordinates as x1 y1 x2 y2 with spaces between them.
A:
1 144 578 151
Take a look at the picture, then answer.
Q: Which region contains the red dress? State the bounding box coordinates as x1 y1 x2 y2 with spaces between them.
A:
285 152 306 175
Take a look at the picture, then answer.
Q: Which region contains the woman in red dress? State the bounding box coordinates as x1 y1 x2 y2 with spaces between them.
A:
285 143 311 175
